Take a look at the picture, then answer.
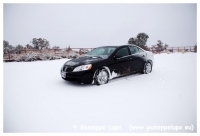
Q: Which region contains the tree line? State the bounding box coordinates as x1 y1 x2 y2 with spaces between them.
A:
4 34 197 54
3 38 59 54
128 32 197 52
128 33 169 52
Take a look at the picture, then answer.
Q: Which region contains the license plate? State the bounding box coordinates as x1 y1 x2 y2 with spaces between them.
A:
61 72 66 78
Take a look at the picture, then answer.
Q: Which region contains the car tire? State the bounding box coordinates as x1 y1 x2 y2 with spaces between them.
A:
143 62 152 74
94 69 109 85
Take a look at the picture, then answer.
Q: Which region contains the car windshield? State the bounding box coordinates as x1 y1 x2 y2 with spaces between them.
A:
87 47 116 57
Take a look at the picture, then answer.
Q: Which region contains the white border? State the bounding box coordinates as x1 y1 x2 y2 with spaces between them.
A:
1 0 199 136
1 0 199 3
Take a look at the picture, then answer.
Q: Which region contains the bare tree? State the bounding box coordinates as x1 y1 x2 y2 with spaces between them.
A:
136 33 149 46
128 32 150 50
25 44 34 49
151 40 169 53
32 38 50 49
15 44 25 54
3 40 14 53
157 40 163 51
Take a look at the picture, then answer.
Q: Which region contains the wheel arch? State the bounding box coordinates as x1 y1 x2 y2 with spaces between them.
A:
102 66 112 79
146 59 153 68
91 66 112 84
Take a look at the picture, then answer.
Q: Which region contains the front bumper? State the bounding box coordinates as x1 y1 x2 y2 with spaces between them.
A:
61 69 94 84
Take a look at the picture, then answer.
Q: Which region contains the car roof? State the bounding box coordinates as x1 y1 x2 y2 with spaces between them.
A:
96 44 138 48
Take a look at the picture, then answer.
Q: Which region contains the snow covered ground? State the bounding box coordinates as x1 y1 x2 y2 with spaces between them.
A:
3 52 197 133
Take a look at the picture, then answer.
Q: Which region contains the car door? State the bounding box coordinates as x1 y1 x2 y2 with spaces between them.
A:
108 47 132 76
129 46 146 71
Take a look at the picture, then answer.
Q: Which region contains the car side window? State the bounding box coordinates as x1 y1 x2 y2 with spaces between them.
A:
115 47 129 57
129 46 139 54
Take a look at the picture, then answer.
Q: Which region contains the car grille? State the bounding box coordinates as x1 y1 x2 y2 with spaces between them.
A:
63 66 74 72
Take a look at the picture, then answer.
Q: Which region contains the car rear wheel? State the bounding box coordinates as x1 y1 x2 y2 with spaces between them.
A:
143 62 152 74
94 69 109 85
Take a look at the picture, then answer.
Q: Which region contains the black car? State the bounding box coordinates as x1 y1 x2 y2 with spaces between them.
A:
60 45 154 85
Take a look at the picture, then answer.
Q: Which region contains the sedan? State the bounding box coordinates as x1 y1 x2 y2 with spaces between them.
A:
60 45 154 85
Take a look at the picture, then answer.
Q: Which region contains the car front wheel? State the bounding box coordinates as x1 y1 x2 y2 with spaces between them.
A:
94 69 109 85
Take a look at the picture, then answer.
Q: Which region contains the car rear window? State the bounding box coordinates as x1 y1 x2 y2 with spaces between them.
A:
129 46 139 54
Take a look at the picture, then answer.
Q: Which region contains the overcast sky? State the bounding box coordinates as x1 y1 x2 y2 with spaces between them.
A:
3 3 197 48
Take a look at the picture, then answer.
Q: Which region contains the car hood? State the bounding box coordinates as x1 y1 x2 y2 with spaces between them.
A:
64 56 106 67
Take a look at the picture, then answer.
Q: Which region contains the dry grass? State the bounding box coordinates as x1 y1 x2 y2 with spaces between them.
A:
4 49 81 62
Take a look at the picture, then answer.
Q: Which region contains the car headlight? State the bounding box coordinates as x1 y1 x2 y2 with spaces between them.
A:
73 64 92 72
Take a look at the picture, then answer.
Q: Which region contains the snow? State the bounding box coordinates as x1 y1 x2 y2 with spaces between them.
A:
3 53 196 132
110 71 118 79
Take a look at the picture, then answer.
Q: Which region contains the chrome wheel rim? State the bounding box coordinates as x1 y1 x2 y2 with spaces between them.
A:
145 63 152 73
97 70 108 85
